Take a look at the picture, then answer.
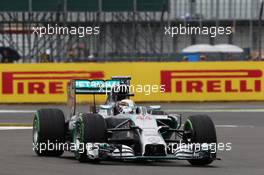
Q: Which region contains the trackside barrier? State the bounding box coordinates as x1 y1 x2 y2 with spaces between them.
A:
1 62 264 103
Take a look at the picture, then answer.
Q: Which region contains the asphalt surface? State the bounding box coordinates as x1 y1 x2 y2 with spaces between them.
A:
0 102 264 175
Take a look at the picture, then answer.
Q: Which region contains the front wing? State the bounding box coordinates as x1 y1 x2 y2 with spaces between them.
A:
84 143 217 161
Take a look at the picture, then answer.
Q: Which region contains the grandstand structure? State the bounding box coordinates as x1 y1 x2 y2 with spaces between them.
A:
0 0 263 62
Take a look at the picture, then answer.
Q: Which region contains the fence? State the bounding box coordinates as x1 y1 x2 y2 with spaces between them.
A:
0 0 263 62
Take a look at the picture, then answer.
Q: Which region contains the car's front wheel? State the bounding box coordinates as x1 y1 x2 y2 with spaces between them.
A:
32 108 65 156
73 113 107 163
184 115 217 166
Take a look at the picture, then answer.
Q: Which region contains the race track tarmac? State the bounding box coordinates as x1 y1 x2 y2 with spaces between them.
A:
0 102 263 175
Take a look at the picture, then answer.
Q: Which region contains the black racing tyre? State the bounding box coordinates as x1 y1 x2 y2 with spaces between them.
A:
73 113 107 163
32 109 65 156
183 115 217 166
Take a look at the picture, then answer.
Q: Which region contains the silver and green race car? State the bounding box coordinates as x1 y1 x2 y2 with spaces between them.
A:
32 76 218 165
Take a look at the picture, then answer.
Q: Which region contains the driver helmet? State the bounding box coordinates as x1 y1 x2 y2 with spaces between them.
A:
117 99 135 114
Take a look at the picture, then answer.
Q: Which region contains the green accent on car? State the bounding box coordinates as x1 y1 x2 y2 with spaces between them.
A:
33 114 40 135
32 113 40 147
185 119 193 130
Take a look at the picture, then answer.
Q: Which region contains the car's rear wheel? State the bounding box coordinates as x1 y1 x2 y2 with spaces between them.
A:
184 115 217 166
33 109 65 156
73 113 107 163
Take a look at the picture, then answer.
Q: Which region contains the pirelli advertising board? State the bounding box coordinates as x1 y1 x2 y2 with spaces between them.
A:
0 62 263 103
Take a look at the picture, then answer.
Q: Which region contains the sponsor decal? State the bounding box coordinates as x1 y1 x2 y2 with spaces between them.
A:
161 70 262 93
2 71 104 95
1 62 264 102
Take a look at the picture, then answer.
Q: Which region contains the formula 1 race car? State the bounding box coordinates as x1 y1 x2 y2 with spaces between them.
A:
32 76 217 165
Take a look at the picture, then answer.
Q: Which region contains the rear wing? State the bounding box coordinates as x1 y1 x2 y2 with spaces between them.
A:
74 79 122 94
67 76 131 117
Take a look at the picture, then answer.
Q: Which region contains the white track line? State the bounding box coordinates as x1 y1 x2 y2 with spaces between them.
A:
0 110 35 113
0 126 33 130
166 109 264 113
1 108 264 114
0 125 254 131
215 125 254 128
0 108 259 130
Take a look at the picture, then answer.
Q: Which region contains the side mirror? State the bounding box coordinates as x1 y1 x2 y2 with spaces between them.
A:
136 107 141 114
